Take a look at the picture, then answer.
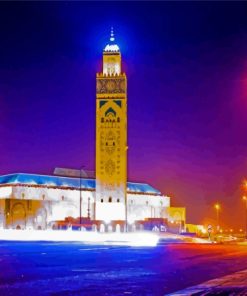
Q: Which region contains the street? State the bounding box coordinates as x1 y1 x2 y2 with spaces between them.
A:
0 241 247 295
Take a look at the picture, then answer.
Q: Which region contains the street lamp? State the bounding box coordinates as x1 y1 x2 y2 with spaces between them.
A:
87 197 91 219
79 168 82 226
214 203 220 232
242 196 247 239
125 145 128 232
79 166 85 226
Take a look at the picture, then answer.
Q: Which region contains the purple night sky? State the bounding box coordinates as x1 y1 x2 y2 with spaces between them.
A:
0 2 247 227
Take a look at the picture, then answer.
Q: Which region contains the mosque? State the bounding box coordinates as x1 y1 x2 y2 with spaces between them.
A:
0 30 186 232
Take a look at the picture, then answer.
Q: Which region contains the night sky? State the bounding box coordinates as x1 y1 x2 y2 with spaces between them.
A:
1 2 247 227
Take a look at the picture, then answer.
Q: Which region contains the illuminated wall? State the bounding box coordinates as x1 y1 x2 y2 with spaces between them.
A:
163 207 186 223
0 183 170 229
127 194 170 222
95 31 127 221
0 185 94 229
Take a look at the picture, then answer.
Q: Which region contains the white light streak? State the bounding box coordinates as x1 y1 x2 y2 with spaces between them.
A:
0 229 159 247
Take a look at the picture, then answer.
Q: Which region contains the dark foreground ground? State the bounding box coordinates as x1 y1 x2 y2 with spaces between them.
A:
167 268 247 295
0 241 247 295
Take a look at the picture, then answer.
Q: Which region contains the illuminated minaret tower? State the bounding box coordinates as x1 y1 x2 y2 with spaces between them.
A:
95 28 127 222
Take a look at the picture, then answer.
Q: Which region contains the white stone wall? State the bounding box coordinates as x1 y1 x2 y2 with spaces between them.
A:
8 186 95 223
0 185 170 224
127 193 170 207
0 187 12 198
127 194 170 222
95 202 125 222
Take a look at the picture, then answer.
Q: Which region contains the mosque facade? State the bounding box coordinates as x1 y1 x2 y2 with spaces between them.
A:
0 173 174 230
0 30 186 232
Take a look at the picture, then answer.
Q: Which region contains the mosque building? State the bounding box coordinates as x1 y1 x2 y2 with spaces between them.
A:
0 30 185 232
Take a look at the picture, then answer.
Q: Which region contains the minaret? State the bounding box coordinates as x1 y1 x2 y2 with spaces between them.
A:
95 29 127 222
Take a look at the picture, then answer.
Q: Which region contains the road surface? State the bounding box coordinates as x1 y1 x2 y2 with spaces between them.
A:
0 241 247 295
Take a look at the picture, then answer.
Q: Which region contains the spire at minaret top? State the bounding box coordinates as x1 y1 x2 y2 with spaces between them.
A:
104 27 120 52
110 27 115 42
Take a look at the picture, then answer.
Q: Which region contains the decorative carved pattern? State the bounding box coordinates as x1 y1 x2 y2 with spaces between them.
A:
96 78 126 94
105 159 115 176
105 146 115 155
105 131 116 155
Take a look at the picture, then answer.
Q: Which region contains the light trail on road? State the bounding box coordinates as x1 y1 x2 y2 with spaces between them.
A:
0 242 247 295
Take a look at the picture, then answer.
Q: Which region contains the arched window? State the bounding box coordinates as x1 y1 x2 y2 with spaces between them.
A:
117 117 120 123
101 118 104 123
109 197 112 203
101 198 104 203
117 198 120 203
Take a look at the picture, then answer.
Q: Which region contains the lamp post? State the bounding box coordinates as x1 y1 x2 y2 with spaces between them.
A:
124 188 127 232
214 203 220 232
79 168 82 226
79 166 85 226
242 196 247 239
125 145 128 232
87 197 91 219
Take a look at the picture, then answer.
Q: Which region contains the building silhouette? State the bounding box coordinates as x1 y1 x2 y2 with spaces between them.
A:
0 30 185 232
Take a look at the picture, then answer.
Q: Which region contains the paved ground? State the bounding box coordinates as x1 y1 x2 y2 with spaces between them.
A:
0 241 247 295
168 269 247 295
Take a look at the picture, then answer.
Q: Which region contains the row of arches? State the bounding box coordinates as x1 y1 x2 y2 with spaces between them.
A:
6 203 47 230
91 223 139 233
